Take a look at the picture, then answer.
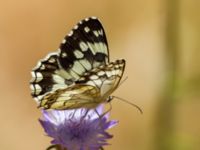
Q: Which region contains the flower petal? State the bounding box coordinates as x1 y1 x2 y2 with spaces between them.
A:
39 104 118 150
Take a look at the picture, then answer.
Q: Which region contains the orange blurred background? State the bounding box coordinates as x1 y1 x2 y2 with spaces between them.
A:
0 0 200 150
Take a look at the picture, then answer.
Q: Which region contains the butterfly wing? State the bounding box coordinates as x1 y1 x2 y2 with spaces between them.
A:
58 17 109 79
77 59 126 101
38 59 125 110
30 17 109 107
30 53 73 102
40 85 100 109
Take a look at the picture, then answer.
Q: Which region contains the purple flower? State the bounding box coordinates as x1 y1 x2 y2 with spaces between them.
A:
39 105 118 150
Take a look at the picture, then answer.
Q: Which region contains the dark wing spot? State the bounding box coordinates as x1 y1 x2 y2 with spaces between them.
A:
95 52 107 62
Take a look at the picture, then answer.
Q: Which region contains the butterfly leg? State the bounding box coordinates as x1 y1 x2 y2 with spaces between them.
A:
105 101 112 114
94 102 112 120
71 109 78 118
94 108 105 129
80 109 90 122
94 108 101 118
94 104 112 129
100 102 113 118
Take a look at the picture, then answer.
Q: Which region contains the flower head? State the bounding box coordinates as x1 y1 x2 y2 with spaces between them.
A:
39 105 118 150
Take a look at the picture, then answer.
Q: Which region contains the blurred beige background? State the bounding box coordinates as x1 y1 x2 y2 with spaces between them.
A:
0 0 200 150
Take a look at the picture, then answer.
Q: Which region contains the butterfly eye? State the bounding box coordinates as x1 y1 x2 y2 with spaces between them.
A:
106 96 113 102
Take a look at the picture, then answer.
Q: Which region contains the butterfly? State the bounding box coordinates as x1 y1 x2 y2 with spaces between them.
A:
30 17 125 110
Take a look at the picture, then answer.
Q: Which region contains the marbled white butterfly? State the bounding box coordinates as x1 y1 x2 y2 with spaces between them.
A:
30 17 125 110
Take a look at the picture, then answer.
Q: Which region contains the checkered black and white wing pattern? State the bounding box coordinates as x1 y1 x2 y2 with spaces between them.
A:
30 17 109 103
58 17 109 80
77 59 126 100
40 59 125 110
30 53 72 102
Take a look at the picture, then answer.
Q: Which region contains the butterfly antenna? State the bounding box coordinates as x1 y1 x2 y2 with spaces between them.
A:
112 96 143 114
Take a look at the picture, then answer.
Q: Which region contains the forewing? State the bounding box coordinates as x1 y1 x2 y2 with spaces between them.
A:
30 17 109 104
30 53 75 102
58 17 109 81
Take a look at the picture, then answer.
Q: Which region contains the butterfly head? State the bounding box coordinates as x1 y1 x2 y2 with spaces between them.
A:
106 95 114 103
